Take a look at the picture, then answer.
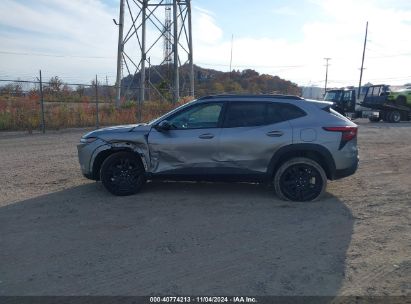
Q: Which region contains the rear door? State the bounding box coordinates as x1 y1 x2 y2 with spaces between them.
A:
342 90 355 112
217 101 293 174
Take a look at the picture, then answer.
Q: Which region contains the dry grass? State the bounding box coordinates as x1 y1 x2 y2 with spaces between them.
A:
0 95 193 132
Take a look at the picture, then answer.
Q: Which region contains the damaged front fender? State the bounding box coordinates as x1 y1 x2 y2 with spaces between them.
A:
89 126 153 177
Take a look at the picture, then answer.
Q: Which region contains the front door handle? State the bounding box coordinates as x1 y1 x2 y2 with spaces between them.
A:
199 133 214 139
266 131 284 137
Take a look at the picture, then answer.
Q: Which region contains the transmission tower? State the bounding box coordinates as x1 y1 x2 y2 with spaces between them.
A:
114 0 194 116
164 0 173 65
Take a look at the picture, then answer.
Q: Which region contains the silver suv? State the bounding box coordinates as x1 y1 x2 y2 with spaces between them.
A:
78 95 358 201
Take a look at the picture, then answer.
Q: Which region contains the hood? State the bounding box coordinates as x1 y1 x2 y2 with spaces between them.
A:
395 88 411 93
82 124 150 139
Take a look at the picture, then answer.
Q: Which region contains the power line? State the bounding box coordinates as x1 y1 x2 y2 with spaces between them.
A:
368 52 411 59
0 50 115 60
196 62 307 70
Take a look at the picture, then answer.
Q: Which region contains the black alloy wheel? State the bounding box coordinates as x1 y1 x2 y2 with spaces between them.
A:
274 157 327 202
100 151 146 196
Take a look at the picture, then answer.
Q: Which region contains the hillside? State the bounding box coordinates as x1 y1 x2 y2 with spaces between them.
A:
122 64 301 100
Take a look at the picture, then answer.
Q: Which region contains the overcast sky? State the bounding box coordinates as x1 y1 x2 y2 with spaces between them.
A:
0 0 410 87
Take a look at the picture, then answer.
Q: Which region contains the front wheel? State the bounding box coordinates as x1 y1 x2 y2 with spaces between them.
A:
274 157 327 202
100 151 146 196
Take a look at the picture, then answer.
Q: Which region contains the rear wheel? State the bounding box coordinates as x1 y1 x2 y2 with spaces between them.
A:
100 151 146 196
274 157 327 202
389 110 401 123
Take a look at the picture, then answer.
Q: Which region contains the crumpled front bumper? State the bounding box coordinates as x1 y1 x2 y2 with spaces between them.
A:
77 139 108 179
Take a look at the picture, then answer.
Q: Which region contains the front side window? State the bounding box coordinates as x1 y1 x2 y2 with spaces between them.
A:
168 103 223 129
369 86 381 97
324 91 341 102
343 91 352 102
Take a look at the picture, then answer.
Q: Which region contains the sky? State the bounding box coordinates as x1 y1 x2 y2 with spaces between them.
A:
0 0 410 88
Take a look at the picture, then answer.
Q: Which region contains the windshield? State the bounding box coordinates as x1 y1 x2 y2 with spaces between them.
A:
324 91 342 102
147 99 198 125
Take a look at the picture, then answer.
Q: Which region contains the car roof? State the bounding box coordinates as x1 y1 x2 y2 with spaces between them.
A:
196 94 303 102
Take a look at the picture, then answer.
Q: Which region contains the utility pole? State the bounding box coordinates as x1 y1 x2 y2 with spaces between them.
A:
358 21 368 99
229 34 234 78
114 0 124 108
39 70 45 134
324 57 331 93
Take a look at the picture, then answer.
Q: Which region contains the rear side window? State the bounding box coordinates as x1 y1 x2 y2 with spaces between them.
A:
224 102 306 128
224 102 266 127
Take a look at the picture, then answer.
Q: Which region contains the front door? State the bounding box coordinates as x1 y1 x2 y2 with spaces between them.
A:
148 102 224 175
364 85 388 105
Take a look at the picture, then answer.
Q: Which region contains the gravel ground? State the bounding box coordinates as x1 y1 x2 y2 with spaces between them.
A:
0 120 410 296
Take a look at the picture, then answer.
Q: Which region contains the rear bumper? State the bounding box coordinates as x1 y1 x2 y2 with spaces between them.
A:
333 159 358 179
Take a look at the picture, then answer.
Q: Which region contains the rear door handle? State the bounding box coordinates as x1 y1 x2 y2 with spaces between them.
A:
199 133 214 139
266 131 284 137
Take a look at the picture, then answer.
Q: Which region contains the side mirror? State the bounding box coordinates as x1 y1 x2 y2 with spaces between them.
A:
155 120 172 131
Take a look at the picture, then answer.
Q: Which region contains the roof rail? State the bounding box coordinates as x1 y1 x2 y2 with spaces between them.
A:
197 94 304 101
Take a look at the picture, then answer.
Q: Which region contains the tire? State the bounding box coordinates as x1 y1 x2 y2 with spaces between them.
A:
100 151 146 196
274 157 327 202
390 110 401 123
381 111 388 122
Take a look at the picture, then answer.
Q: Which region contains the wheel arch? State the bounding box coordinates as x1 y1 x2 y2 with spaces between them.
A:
267 144 336 180
91 143 147 180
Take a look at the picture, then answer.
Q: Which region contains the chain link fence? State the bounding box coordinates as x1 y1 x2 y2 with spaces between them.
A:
0 72 189 133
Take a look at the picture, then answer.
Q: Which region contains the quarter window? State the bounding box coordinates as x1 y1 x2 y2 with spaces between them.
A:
273 103 306 121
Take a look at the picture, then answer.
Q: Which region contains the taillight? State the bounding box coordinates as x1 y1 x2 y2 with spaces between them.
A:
323 126 358 149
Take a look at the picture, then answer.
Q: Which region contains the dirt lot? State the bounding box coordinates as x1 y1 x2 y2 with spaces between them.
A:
0 120 410 296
